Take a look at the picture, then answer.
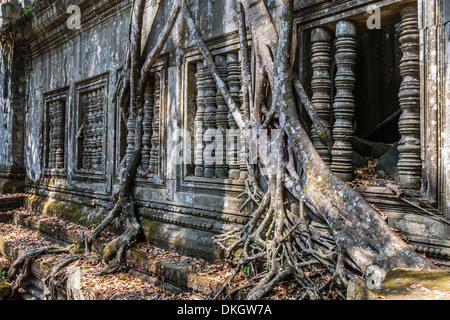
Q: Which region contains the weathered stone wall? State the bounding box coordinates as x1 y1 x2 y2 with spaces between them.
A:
12 0 253 261
445 2 450 217
0 0 449 262
0 1 26 193
0 40 14 169
441 1 450 218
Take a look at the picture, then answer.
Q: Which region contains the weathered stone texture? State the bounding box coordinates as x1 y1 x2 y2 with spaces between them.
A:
0 0 450 262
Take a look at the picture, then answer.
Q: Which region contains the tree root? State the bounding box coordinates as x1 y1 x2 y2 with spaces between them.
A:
7 245 77 295
43 256 79 300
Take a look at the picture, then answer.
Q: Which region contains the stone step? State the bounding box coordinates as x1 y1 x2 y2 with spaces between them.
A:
0 220 202 300
1 209 228 299
0 194 26 222
0 194 26 213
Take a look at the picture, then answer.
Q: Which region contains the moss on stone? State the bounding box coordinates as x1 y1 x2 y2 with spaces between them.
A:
376 269 450 300
0 179 23 194
141 219 162 241
24 195 100 229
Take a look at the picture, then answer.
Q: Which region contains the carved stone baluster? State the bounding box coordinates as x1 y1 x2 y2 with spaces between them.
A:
194 61 206 177
215 55 229 178
331 20 357 182
83 92 94 171
226 53 241 179
98 88 105 171
141 80 154 170
89 91 96 171
311 28 333 166
92 89 101 171
48 101 56 168
81 96 89 170
397 4 422 189
203 61 217 178
89 90 96 170
125 107 135 168
149 73 160 174
236 54 248 180
54 99 65 169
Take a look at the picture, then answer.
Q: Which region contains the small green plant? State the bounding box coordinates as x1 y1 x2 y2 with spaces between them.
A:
243 266 251 275
22 0 37 14
0 269 7 279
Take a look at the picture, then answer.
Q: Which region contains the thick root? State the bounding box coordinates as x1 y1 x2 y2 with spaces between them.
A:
7 245 76 294
97 201 140 275
43 256 79 300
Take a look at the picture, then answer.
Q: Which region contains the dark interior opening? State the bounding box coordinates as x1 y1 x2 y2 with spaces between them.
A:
354 23 402 145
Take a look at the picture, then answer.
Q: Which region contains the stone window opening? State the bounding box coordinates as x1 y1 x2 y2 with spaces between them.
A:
186 52 248 182
303 3 422 191
74 73 108 179
117 69 166 184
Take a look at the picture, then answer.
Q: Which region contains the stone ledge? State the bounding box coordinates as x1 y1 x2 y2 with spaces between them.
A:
4 209 226 298
24 194 229 262
24 194 105 230
0 195 26 213
0 220 205 300
0 179 25 194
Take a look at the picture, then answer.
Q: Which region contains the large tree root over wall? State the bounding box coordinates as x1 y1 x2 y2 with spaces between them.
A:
7 0 438 300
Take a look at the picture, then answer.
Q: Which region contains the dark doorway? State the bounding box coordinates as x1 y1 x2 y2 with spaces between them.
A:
354 23 402 144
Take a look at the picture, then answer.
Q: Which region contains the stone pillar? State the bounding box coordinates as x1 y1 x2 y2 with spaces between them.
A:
227 53 241 179
92 88 103 171
124 89 135 169
83 92 95 170
141 81 154 169
311 28 333 166
48 101 56 169
203 61 217 179
149 73 160 174
331 20 357 182
194 61 206 177
397 4 422 189
444 0 450 217
215 55 229 178
54 99 65 169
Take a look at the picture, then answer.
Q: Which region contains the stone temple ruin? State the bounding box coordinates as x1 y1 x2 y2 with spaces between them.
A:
0 0 450 298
